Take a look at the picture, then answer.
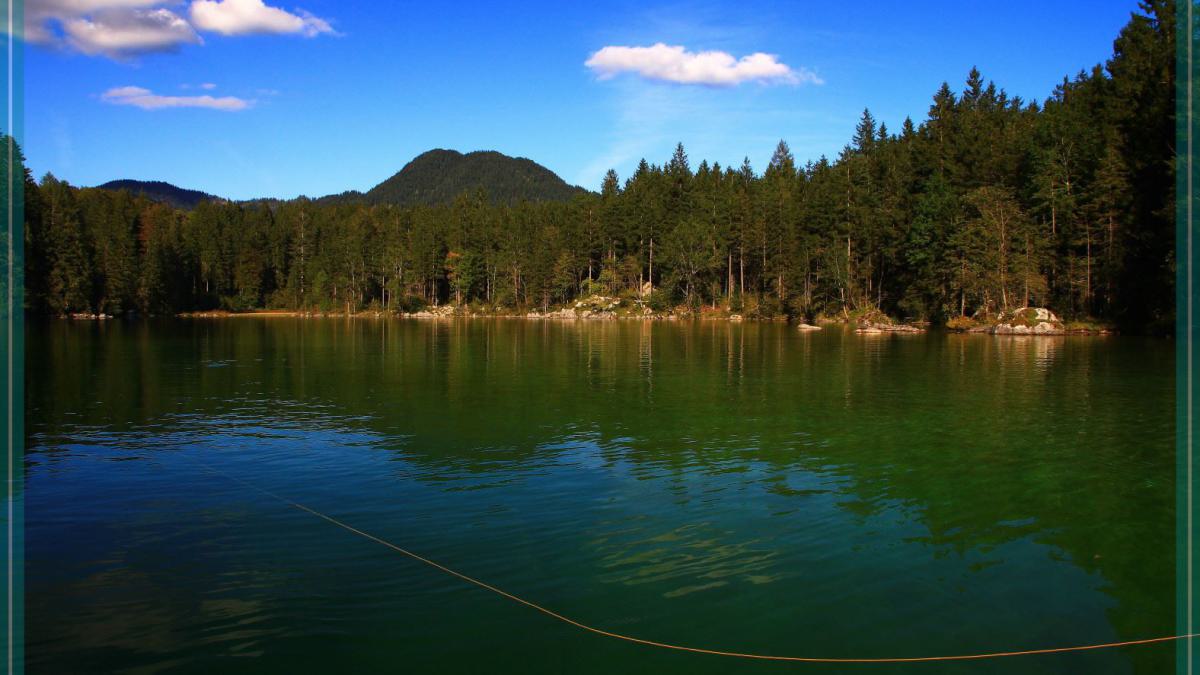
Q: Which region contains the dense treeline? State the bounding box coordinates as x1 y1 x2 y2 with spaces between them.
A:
21 1 1174 329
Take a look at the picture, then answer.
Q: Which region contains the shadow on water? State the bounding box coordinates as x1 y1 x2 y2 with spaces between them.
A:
24 318 1173 674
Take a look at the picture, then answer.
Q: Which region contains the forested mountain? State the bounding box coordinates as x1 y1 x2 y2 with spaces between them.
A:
21 1 1176 331
95 180 220 210
319 149 588 206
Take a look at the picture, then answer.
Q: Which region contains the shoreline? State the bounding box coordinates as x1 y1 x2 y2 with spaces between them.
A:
156 309 1117 335
174 309 776 321
45 305 1117 335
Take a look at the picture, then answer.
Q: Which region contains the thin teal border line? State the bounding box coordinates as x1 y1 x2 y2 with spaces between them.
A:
3 0 23 671
1181 1 1197 673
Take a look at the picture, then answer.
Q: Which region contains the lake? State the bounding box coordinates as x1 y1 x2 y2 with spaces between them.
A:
24 318 1174 674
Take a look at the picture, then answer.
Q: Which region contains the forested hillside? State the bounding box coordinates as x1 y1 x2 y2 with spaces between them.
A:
21 1 1175 329
95 180 220 210
317 149 588 206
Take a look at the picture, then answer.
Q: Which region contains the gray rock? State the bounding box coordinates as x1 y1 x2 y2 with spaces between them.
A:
990 307 1065 335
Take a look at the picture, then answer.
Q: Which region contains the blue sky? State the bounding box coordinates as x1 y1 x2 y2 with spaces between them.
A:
24 0 1139 200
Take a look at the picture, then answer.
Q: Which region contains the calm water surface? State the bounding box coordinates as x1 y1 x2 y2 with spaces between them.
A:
25 319 1174 674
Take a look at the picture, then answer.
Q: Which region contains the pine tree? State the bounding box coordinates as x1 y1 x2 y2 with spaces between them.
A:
41 175 93 315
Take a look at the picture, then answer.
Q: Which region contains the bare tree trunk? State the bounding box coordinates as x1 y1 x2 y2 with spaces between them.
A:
1085 223 1092 313
727 253 733 301
739 246 744 297
648 238 654 292
299 213 306 300
960 260 966 316
1023 236 1030 307
761 240 767 293
846 237 853 310
998 214 1008 311
804 249 812 311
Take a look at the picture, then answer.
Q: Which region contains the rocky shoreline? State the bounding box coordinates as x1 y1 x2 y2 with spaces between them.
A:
124 302 1111 336
945 307 1114 336
856 322 926 334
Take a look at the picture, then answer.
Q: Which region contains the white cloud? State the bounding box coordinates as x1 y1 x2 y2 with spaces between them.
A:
19 0 333 59
25 0 162 41
199 82 216 89
24 0 200 55
189 0 332 37
585 43 821 87
101 85 251 110
62 7 200 57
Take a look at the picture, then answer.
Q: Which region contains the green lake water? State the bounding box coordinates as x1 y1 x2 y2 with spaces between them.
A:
24 319 1175 674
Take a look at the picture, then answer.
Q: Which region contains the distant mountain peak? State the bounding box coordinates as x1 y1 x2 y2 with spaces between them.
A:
96 179 220 210
96 149 588 209
346 148 588 206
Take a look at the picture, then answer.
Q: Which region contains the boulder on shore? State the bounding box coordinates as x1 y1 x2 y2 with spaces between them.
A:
523 296 624 320
406 304 457 319
855 318 925 334
848 308 926 334
877 323 924 333
989 307 1065 335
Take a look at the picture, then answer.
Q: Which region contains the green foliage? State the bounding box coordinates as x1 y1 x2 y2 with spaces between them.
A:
445 249 484 304
945 315 979 331
391 295 423 313
582 276 606 297
40 175 94 315
646 287 674 313
748 293 784 320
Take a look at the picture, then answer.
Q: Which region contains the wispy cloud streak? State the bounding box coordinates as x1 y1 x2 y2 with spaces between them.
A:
101 85 251 110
